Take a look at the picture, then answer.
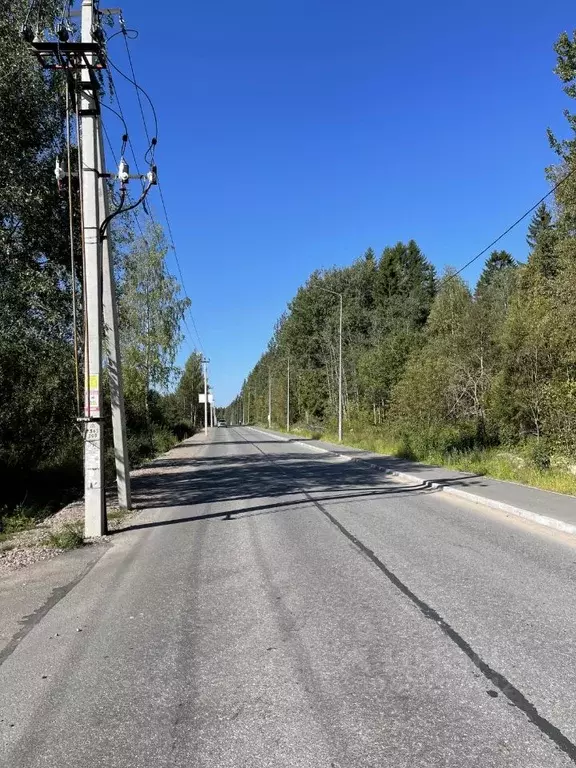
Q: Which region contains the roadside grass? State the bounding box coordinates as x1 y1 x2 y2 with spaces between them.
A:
0 504 42 543
45 522 84 550
440 450 576 495
106 507 132 530
269 423 576 496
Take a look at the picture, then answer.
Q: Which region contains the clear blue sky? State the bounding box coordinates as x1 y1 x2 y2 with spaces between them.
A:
107 0 574 405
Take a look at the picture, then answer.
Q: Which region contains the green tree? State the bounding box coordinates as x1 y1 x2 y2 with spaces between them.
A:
375 240 436 334
475 250 515 298
119 222 191 421
0 0 84 512
526 203 553 250
176 352 205 426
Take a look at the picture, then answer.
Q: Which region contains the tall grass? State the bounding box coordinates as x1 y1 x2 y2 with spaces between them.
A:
276 423 576 496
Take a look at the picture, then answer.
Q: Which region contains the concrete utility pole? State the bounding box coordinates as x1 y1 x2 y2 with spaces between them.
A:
202 358 209 435
81 0 105 537
27 2 155 534
268 367 272 428
97 122 131 510
286 356 290 432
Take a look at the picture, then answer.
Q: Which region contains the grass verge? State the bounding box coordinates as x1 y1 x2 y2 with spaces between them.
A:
45 522 84 550
270 424 576 496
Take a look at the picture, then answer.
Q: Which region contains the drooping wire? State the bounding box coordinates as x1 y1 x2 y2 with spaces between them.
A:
100 101 129 140
102 124 199 355
102 124 146 234
65 79 81 416
103 23 204 354
105 53 158 148
119 21 156 163
156 181 206 354
102 70 204 353
104 69 148 201
104 27 138 43
449 169 575 281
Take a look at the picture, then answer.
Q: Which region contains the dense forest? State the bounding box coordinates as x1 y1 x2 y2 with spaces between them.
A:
0 1 203 525
228 30 576 493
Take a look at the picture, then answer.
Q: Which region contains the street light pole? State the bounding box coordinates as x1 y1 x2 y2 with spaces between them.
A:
202 358 209 436
268 367 272 429
317 286 343 443
338 292 343 443
286 356 290 432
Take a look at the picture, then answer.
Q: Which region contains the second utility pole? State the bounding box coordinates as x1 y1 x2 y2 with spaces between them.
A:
80 0 105 537
338 292 343 443
202 358 209 436
268 367 272 428
97 122 131 510
286 356 290 432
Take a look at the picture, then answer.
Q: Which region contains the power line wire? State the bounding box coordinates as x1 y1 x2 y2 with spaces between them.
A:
109 26 205 354
104 69 147 191
156 181 206 354
100 101 129 140
105 52 158 147
101 122 202 355
120 27 151 146
450 169 574 280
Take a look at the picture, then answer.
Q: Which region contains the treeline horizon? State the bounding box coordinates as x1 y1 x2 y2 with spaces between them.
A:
227 29 576 480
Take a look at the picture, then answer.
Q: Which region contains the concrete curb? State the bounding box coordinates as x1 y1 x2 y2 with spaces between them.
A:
245 426 576 537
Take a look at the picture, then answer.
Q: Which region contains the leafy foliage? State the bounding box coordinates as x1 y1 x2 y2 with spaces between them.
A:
0 3 193 519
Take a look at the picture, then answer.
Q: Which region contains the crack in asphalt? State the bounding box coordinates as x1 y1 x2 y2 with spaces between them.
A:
0 553 105 669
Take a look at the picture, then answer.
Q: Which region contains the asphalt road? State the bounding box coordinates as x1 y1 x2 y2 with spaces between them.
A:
2 426 576 767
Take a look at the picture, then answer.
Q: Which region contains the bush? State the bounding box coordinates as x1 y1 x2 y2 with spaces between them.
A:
152 426 178 455
0 507 37 534
395 435 417 461
526 439 551 471
172 421 194 441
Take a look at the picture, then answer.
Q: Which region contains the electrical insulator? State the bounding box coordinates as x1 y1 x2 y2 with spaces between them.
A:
92 24 105 44
54 157 65 190
21 25 34 43
33 28 43 43
147 165 158 185
118 157 130 184
56 24 69 42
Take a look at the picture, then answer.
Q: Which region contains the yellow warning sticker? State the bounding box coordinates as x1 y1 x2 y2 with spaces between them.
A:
89 374 99 390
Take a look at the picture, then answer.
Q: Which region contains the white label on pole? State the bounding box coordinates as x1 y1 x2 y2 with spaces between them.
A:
199 393 206 403
208 394 214 403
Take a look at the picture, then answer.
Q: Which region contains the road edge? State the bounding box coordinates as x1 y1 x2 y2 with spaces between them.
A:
245 426 576 536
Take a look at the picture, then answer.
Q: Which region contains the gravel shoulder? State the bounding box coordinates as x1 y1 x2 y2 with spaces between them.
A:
0 434 209 662
0 434 207 576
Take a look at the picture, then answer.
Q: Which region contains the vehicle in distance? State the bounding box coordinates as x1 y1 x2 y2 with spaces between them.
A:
217 419 227 427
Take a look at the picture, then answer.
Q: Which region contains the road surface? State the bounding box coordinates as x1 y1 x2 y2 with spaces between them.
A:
2 426 576 767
